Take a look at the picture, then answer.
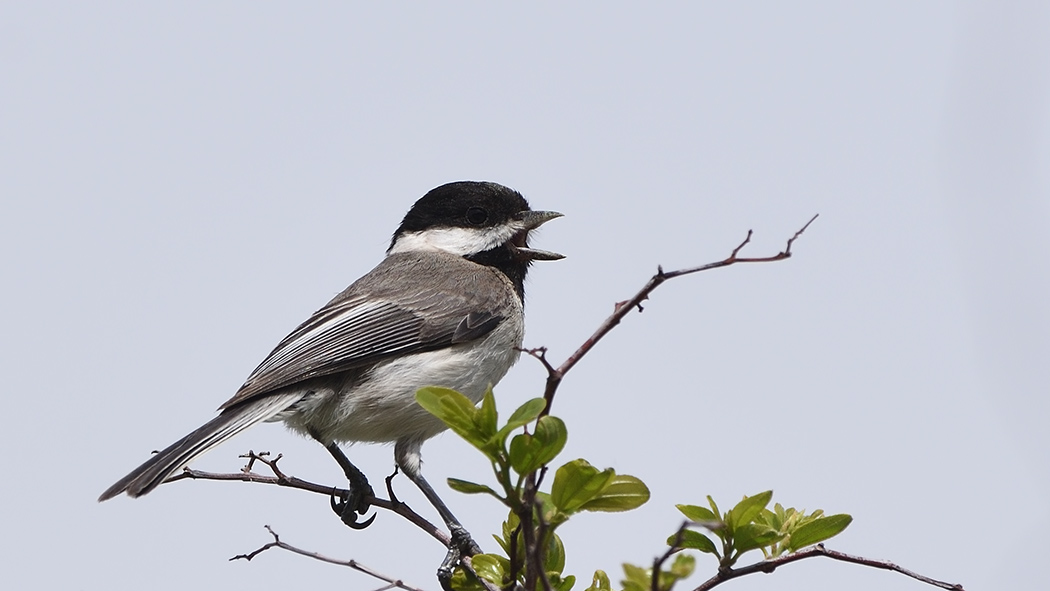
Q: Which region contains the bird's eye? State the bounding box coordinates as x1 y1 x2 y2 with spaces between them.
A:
466 206 488 225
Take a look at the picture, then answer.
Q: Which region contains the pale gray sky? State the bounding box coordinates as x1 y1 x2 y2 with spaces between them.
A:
2 3 1047 590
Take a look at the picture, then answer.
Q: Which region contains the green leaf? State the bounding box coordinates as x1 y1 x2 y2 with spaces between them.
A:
476 388 498 439
578 474 650 512
496 511 525 563
584 570 612 591
731 522 783 555
781 507 803 532
448 566 485 591
508 433 535 473
533 415 568 462
550 573 576 591
470 554 507 586
728 490 773 530
492 533 509 556
415 387 484 445
508 416 568 474
775 503 788 523
620 563 650 591
669 529 719 555
447 478 499 497
707 495 721 518
786 514 853 551
550 459 615 514
533 491 563 525
545 532 567 574
669 554 696 578
755 507 779 530
497 397 547 441
676 503 719 523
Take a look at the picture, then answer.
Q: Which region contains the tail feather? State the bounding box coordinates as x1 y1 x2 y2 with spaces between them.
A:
98 393 302 501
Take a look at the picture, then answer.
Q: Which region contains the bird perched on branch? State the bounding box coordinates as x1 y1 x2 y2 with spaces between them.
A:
100 181 562 569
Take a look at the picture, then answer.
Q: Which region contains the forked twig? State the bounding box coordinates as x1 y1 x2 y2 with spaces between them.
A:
690 543 965 591
536 215 818 415
231 526 426 591
166 451 450 547
651 523 690 591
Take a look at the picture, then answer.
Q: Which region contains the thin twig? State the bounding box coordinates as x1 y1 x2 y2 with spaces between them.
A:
231 525 426 591
652 523 689 591
535 215 818 415
518 346 555 375
690 544 965 591
166 451 450 547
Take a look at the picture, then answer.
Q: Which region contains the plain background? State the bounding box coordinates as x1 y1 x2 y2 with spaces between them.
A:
2 3 1047 590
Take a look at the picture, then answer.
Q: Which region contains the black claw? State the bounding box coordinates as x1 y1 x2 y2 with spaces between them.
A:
436 535 482 591
330 489 376 530
346 511 377 530
437 548 459 591
315 441 377 530
434 525 481 591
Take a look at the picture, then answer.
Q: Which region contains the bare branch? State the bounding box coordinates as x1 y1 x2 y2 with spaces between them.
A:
166 451 451 548
517 346 556 375
689 544 965 591
231 525 426 591
204 460 498 588
534 215 818 415
652 523 689 591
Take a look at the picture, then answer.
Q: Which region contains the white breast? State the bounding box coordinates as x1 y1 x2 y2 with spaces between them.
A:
281 300 525 445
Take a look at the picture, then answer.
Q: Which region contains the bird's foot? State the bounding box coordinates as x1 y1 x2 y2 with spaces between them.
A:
329 479 376 530
450 523 482 557
318 440 377 529
436 524 482 591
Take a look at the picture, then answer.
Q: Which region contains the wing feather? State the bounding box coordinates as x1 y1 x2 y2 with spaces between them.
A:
220 253 510 408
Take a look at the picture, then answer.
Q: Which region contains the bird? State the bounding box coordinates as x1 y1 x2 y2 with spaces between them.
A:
99 181 562 560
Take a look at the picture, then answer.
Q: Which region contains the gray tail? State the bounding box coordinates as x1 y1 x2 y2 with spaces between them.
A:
98 393 301 501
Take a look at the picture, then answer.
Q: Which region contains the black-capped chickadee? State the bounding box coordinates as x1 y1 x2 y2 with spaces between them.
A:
99 182 562 543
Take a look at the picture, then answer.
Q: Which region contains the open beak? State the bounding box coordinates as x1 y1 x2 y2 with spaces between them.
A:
510 210 564 261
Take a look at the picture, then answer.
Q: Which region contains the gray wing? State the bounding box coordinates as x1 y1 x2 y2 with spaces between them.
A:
220 254 506 409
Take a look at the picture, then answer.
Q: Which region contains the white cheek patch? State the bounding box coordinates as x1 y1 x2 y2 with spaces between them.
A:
388 224 522 256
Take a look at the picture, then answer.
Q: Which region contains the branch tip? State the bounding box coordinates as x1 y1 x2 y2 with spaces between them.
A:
541 219 813 414
692 543 964 591
784 213 819 255
519 346 557 376
230 526 426 590
729 230 754 259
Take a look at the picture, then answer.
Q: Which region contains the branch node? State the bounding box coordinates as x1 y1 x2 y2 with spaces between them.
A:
729 230 754 259
230 526 427 591
518 346 556 376
542 219 814 415
385 466 403 505
694 543 966 591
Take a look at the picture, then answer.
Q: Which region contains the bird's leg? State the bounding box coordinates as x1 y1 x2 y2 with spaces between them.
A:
408 467 483 588
395 440 481 589
311 432 375 529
